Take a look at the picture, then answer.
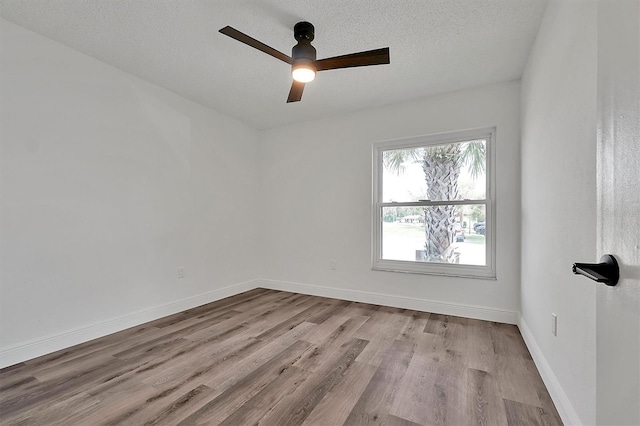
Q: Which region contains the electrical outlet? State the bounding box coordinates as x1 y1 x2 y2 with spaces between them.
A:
177 266 186 279
329 259 337 270
552 313 558 336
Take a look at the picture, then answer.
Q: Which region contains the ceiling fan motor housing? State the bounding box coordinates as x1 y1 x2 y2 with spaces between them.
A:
291 21 316 80
292 21 316 62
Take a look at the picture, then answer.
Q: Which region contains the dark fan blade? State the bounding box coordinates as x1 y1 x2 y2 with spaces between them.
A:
316 47 390 71
219 26 292 64
287 81 305 103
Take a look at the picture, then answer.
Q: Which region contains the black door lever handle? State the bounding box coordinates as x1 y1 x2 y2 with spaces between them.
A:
572 254 619 286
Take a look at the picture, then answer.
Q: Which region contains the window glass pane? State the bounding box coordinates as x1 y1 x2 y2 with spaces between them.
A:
382 140 486 202
382 205 486 266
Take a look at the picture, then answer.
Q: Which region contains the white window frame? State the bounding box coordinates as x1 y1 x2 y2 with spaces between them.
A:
372 127 497 279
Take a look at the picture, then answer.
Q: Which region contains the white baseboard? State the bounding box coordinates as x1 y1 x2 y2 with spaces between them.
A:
257 279 519 325
0 279 259 369
518 317 582 425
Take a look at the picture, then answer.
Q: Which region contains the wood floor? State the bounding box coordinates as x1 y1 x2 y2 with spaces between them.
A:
0 289 562 425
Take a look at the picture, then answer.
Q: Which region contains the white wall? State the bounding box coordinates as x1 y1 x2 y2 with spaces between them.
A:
0 20 260 366
520 1 597 424
259 82 521 321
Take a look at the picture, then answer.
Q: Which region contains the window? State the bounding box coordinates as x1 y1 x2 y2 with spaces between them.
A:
372 128 496 279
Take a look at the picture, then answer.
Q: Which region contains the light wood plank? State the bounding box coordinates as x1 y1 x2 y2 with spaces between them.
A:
343 339 415 425
301 361 378 426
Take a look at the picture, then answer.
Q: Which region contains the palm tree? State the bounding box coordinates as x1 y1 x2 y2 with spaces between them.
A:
384 140 485 262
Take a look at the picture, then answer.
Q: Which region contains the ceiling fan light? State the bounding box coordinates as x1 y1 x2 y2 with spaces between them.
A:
292 59 316 83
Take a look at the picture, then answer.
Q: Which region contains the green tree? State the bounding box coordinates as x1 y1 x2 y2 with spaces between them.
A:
384 141 485 262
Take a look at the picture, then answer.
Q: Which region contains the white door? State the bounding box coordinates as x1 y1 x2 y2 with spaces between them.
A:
596 1 640 425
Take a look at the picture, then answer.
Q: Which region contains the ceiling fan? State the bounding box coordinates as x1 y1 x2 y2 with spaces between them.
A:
219 21 390 103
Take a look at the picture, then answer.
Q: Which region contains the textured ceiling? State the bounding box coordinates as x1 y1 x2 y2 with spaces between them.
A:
0 0 547 130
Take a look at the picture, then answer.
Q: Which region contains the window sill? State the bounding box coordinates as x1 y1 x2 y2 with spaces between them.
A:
372 260 496 280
